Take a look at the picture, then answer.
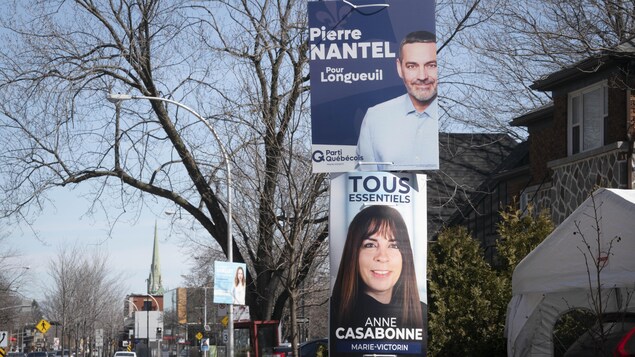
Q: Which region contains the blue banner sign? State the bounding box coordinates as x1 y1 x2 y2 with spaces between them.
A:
309 0 438 173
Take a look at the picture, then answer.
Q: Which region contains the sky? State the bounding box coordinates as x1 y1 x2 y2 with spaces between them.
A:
9 185 193 303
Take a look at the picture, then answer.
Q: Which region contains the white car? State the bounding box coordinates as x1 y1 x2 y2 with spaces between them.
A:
113 352 137 357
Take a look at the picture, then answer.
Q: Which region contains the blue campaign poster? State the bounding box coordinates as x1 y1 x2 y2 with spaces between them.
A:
309 0 438 173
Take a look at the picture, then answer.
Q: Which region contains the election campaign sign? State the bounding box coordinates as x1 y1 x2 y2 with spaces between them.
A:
329 172 428 356
213 262 247 305
309 0 438 173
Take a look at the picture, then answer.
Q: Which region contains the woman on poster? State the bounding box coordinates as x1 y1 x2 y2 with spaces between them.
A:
232 266 246 305
331 204 427 356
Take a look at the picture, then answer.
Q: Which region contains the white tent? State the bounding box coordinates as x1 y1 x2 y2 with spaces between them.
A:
506 188 635 356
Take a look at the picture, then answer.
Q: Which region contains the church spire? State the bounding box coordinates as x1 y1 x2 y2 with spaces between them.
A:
147 221 164 295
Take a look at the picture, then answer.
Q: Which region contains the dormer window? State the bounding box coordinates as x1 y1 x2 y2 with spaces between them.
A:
568 81 608 155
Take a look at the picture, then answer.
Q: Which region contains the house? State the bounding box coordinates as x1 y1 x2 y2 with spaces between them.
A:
503 39 635 356
441 39 635 260
425 132 525 261
439 136 530 260
511 39 635 224
421 36 635 280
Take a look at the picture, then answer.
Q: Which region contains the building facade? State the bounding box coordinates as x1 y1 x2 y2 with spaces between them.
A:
512 42 635 225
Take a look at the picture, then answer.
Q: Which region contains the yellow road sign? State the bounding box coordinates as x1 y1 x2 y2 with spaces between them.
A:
195 332 203 341
0 347 6 357
36 319 51 334
220 316 229 327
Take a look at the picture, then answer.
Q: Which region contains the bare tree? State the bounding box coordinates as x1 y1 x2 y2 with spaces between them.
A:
435 0 521 133
0 0 560 351
451 0 635 132
0 230 30 328
566 191 633 355
0 3 329 348
42 244 122 353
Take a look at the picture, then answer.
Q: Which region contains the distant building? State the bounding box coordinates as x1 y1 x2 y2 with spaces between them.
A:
120 224 166 349
147 222 164 295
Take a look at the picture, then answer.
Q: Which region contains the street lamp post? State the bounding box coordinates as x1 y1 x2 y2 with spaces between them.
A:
107 93 234 357
124 299 139 357
1 266 30 293
0 304 30 311
144 293 160 357
203 286 208 328
125 298 140 316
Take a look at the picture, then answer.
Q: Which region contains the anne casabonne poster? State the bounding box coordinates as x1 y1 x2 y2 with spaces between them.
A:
309 0 438 173
329 172 428 356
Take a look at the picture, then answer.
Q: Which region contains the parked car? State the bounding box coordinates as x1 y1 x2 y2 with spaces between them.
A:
8 352 27 357
564 313 635 356
113 352 137 357
26 352 47 357
272 345 291 356
298 339 328 357
272 339 328 357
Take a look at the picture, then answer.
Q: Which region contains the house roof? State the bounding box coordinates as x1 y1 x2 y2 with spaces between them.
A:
510 104 554 127
531 38 635 91
443 139 530 229
425 133 521 236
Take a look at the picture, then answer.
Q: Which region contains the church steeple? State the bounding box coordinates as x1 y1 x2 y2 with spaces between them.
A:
147 221 164 295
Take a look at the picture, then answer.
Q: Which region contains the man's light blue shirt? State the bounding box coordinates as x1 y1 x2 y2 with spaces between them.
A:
356 94 439 171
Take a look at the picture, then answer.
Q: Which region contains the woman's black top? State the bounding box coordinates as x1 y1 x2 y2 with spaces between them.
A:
329 293 428 357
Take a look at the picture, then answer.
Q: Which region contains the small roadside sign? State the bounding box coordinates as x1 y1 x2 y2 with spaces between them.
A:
95 329 103 348
195 332 203 341
0 331 7 347
201 339 209 352
0 346 6 357
36 319 51 334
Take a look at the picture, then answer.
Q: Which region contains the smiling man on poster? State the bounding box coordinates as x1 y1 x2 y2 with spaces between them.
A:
356 30 439 171
308 0 438 173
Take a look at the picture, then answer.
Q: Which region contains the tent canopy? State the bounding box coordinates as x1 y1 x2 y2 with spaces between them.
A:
506 188 635 356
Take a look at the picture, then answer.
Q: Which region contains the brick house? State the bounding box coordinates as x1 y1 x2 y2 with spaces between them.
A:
434 40 635 260
512 40 635 225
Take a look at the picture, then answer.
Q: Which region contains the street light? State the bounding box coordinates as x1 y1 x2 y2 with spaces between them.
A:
144 293 160 357
125 297 140 314
0 304 30 311
107 93 234 357
1 266 30 293
123 298 139 353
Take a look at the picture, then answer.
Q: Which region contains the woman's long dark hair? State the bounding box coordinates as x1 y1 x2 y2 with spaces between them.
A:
331 205 423 328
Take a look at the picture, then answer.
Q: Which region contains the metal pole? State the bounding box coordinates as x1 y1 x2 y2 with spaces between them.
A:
147 301 150 357
204 287 208 328
147 294 159 357
203 287 207 357
107 93 234 357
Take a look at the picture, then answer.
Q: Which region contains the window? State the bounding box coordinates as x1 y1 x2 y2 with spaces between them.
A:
568 81 608 155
